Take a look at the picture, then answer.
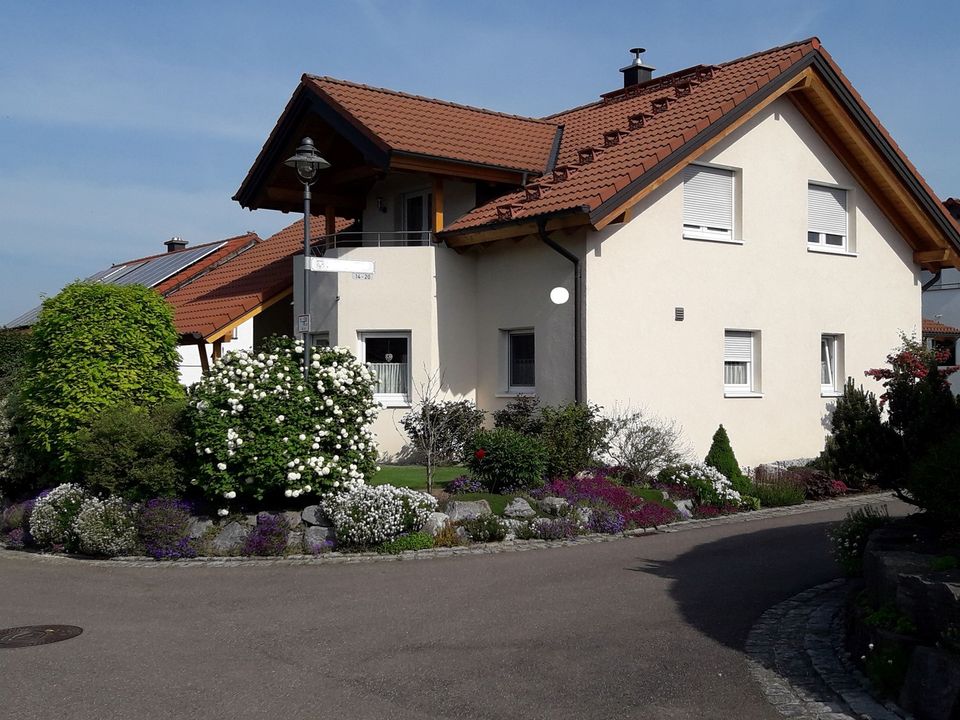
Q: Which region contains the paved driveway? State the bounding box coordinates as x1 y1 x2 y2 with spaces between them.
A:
0 500 905 720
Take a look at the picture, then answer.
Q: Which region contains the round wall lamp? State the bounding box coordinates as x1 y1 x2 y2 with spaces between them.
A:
550 287 570 305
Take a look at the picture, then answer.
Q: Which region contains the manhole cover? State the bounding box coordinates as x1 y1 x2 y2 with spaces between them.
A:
0 625 83 648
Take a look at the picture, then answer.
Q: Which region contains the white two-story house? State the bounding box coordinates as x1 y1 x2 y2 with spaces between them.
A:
232 38 960 465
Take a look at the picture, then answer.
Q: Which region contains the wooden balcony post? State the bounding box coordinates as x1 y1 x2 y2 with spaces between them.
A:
325 205 336 237
432 176 444 232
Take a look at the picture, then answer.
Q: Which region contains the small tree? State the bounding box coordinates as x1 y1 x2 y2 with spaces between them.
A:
400 369 484 494
704 425 749 494
821 379 891 487
606 408 689 482
16 282 183 478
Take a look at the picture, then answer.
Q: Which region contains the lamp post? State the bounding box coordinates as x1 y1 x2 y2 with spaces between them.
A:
285 137 330 379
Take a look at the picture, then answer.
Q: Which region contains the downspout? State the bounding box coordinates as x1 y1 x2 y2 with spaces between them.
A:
537 219 582 403
922 269 942 291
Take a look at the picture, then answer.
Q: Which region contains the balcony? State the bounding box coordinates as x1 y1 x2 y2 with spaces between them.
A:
311 231 435 255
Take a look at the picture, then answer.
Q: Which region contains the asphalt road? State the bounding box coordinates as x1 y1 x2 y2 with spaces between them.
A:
0 500 905 720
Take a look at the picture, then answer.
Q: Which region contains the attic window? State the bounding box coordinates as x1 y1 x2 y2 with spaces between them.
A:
627 113 651 130
652 96 675 114
577 147 603 164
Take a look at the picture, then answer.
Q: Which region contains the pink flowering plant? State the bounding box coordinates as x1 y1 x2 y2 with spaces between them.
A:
534 473 678 530
188 336 379 512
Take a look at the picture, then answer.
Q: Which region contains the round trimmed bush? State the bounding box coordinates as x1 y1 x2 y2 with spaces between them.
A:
466 428 548 493
188 336 379 507
72 496 139 557
29 483 90 549
17 282 182 477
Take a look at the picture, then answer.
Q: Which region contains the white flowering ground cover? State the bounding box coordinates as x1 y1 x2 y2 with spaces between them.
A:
189 337 380 514
682 463 744 505
321 481 437 546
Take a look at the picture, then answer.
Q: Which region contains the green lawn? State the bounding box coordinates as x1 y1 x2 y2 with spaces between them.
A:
446 492 516 516
370 465 466 490
628 486 678 511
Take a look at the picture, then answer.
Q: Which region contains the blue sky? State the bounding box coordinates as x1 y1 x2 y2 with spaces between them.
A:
1 1 957 322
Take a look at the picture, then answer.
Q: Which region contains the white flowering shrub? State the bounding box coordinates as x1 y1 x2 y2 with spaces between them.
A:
189 336 379 507
72 496 139 557
29 483 90 549
320 482 437 547
663 463 743 506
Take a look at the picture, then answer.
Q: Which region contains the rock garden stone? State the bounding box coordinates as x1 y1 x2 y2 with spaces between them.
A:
503 498 535 519
900 646 960 720
674 498 694 520
187 517 213 539
211 521 249 554
444 500 491 522
286 531 303 551
301 504 331 527
575 506 592 524
421 512 451 536
863 549 931 605
303 525 335 549
538 496 568 515
897 571 960 642
283 511 302 529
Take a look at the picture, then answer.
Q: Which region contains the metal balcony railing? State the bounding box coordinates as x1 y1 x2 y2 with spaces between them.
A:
311 231 435 255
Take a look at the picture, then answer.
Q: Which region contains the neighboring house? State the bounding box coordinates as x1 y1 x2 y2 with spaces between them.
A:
3 233 262 385
922 199 960 393
231 37 960 465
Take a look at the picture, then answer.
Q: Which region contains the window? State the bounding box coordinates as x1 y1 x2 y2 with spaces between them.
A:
931 338 957 367
358 332 410 406
821 334 842 394
808 184 848 250
309 331 330 348
724 330 758 395
683 164 734 242
506 330 535 393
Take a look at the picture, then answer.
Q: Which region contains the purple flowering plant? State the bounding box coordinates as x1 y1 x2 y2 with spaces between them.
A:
445 475 484 494
138 498 198 560
242 513 291 556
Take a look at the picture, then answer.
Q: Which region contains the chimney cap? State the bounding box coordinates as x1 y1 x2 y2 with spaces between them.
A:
620 47 655 73
164 235 188 253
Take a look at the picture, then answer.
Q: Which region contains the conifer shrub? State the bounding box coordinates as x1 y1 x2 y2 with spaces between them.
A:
703 425 749 494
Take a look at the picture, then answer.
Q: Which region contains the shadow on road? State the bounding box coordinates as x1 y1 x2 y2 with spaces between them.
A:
627 520 841 652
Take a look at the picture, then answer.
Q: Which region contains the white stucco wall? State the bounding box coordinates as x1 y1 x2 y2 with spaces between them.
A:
177 318 254 386
297 244 477 460
584 97 921 466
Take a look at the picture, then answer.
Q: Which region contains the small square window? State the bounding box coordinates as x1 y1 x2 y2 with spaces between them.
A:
808 184 848 250
359 332 410 406
724 330 758 395
504 330 535 393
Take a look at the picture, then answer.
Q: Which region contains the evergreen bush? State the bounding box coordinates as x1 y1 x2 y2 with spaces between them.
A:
539 403 612 478
703 425 749 494
821 379 890 486
492 396 543 435
74 400 190 501
16 282 182 477
466 428 548 493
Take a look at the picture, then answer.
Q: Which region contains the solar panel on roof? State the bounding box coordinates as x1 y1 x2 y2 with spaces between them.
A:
111 243 226 288
85 261 147 283
3 305 41 329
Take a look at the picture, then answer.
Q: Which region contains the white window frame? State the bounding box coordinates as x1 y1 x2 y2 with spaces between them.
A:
724 330 761 397
358 331 411 407
820 334 843 396
309 331 331 348
500 329 536 396
807 182 849 253
682 164 737 244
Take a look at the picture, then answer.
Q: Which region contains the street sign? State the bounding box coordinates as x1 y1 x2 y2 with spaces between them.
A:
306 257 375 274
297 314 310 333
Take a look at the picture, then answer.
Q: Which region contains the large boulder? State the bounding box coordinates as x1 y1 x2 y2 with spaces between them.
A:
444 500 491 522
210 521 249 554
503 498 535 519
863 550 930 606
537 497 568 516
898 571 960 643
674 499 694 520
303 525 335 551
282 511 302 529
187 517 213 539
301 505 333 527
900 646 960 720
421 512 452 536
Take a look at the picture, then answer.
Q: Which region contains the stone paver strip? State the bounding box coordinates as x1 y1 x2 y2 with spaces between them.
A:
745 578 910 720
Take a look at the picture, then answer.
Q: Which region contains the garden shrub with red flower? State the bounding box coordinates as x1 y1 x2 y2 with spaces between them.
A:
465 428 548 493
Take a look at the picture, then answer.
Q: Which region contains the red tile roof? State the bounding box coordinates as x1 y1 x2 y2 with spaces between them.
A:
443 40 821 233
167 217 351 340
304 76 559 174
923 318 960 337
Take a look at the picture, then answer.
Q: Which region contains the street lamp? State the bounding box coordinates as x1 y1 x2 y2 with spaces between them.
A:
285 137 330 378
